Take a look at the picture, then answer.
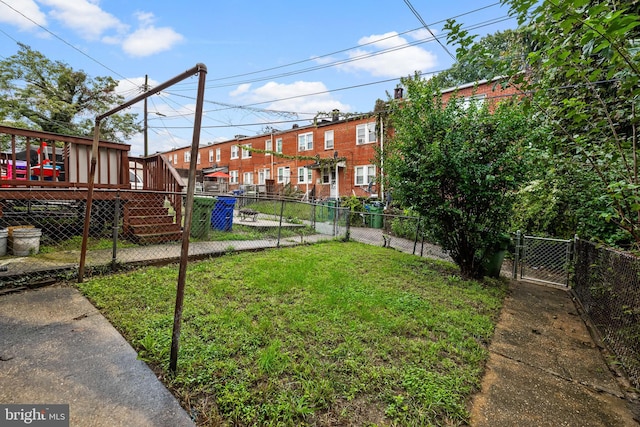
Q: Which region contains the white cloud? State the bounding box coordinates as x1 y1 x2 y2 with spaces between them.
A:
408 28 434 41
0 0 47 31
134 11 155 27
231 81 351 116
8 2 183 57
334 31 438 78
121 12 184 57
229 84 251 97
39 0 127 40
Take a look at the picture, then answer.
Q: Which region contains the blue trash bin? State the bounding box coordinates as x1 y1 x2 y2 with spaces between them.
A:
211 196 236 231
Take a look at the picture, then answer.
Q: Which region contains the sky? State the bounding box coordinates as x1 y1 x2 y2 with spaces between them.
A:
0 0 518 156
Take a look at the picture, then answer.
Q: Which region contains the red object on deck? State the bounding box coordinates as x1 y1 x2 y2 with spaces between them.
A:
30 164 61 178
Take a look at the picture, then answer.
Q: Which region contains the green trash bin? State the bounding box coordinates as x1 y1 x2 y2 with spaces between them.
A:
369 205 384 229
316 202 326 222
327 199 336 220
191 196 216 238
485 233 511 278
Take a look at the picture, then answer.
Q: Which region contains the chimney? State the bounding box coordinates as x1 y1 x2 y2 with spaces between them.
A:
332 109 340 122
394 87 404 99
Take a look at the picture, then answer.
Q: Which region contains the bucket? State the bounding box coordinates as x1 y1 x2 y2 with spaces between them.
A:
0 229 7 256
11 228 42 256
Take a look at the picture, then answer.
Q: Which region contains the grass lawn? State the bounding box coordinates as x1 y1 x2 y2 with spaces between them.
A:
76 241 506 426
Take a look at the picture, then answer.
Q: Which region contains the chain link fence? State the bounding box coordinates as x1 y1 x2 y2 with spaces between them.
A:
573 238 640 389
0 191 454 291
2 188 636 389
0 190 351 290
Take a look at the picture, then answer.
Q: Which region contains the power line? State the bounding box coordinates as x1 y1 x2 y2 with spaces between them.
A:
166 15 512 92
177 2 502 85
154 16 513 116
0 27 19 44
403 0 456 61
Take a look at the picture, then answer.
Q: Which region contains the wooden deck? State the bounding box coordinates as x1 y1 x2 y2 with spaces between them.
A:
0 125 186 242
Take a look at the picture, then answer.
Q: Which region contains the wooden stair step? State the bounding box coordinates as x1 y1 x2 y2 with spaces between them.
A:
128 215 175 226
134 231 183 245
125 206 170 217
129 223 181 236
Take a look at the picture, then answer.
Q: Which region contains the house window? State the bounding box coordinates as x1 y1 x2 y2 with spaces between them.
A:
229 170 238 184
208 149 214 163
173 154 177 164
184 151 191 162
258 168 271 185
215 148 221 162
243 172 253 185
265 139 272 155
231 145 239 159
462 94 486 109
356 122 376 145
321 168 335 184
355 165 376 186
297 167 312 184
277 166 290 184
196 153 201 164
168 156 172 164
276 138 283 153
324 130 334 150
241 144 252 159
298 132 313 151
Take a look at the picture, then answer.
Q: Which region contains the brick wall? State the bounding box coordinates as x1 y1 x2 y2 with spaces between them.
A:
163 79 519 198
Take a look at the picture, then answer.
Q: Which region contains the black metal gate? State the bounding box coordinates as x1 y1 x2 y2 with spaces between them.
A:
513 232 574 287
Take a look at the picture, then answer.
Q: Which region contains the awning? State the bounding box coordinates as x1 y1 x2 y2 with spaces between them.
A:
205 171 230 178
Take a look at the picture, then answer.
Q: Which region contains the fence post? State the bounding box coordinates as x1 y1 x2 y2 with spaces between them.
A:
344 206 351 241
420 220 426 257
111 191 121 271
513 230 521 279
413 217 421 255
276 197 285 248
567 234 578 287
333 200 338 236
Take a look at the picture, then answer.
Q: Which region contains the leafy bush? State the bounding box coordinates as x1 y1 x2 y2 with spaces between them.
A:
386 76 536 279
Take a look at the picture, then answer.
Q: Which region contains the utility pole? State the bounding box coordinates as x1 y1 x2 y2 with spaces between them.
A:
143 74 148 157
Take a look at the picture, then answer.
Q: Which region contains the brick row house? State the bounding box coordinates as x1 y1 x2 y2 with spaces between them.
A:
162 78 519 200
166 113 384 200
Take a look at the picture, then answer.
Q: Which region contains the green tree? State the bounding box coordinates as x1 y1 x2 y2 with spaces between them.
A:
447 0 640 248
434 29 531 87
385 75 535 279
0 43 141 142
511 0 640 247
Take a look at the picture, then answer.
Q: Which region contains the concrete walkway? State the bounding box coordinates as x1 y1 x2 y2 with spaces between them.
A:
0 286 194 426
470 280 639 426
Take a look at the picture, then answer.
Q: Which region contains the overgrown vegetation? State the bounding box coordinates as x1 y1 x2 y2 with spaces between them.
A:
385 77 536 279
445 0 640 248
77 241 506 426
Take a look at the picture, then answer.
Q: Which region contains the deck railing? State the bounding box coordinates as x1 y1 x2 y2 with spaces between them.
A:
0 125 130 189
130 154 185 221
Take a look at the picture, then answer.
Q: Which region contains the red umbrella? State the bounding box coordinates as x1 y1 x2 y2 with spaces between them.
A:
205 171 230 178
